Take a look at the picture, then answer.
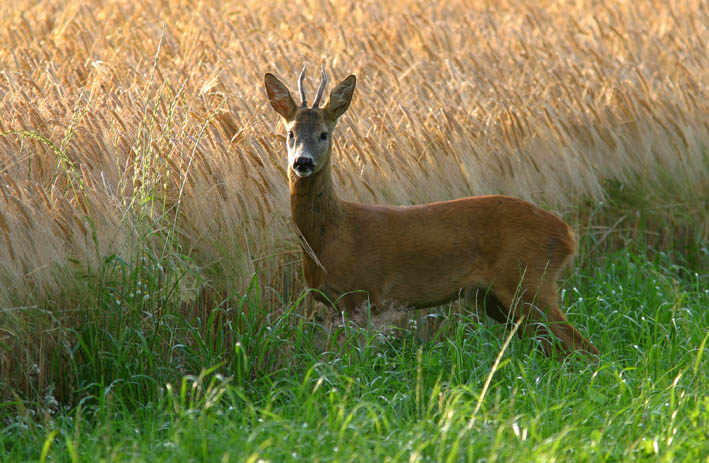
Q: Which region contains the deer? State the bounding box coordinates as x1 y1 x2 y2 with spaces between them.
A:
264 65 599 357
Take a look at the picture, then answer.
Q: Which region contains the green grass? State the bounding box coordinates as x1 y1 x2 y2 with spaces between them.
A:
1 243 707 462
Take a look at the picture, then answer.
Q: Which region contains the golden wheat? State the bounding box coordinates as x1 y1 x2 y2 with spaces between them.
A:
1 0 707 393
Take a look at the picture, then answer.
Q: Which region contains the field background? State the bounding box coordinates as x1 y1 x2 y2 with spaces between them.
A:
0 0 707 460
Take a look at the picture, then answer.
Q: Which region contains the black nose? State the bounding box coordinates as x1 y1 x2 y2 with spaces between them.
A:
293 157 314 171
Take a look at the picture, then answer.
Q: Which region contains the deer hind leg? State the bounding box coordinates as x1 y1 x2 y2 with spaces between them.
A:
526 291 599 356
471 288 519 327
487 283 599 357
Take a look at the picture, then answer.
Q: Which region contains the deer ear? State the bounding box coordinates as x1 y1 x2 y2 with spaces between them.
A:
265 73 297 121
324 75 356 120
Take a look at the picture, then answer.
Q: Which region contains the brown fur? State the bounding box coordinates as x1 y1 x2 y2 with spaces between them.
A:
266 70 599 357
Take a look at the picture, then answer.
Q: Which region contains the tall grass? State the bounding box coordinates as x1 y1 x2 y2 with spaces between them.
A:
2 246 707 462
0 0 707 397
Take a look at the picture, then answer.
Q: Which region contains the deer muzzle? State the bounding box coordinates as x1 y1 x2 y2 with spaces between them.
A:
292 156 314 176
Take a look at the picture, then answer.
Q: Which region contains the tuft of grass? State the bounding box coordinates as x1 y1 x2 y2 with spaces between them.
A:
1 244 707 462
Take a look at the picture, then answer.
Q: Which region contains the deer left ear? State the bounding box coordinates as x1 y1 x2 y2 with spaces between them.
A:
324 75 356 120
265 73 297 121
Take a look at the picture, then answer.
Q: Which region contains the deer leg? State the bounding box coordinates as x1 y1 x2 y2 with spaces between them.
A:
525 296 599 356
335 291 410 331
310 284 339 307
484 288 526 331
485 285 598 357
481 292 515 325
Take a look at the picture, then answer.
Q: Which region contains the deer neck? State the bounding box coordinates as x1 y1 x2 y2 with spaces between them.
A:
289 158 342 254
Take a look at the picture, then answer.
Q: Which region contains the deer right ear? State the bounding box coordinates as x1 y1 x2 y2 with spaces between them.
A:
265 73 297 121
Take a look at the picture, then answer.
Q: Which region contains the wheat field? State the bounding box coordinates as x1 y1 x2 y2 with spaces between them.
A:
0 0 707 395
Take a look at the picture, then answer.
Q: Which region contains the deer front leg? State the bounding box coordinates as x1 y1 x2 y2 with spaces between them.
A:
308 283 339 307
318 288 410 332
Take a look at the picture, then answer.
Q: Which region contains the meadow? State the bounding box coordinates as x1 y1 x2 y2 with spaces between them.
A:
0 0 707 461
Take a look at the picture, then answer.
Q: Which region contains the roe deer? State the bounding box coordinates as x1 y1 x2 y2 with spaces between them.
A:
264 65 599 357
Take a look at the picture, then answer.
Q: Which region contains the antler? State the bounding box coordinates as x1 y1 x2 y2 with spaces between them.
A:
297 64 307 107
312 63 328 108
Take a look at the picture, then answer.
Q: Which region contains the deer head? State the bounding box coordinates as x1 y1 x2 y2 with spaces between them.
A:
265 64 356 178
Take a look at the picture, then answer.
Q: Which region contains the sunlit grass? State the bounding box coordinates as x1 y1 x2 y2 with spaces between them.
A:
1 245 706 462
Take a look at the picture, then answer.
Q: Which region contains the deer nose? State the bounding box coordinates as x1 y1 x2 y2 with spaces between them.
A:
293 157 314 173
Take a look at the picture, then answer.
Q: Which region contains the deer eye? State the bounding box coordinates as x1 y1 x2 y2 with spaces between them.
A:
319 132 328 141
288 131 294 140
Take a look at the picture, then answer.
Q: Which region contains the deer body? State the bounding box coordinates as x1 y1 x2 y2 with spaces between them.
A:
266 66 598 356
